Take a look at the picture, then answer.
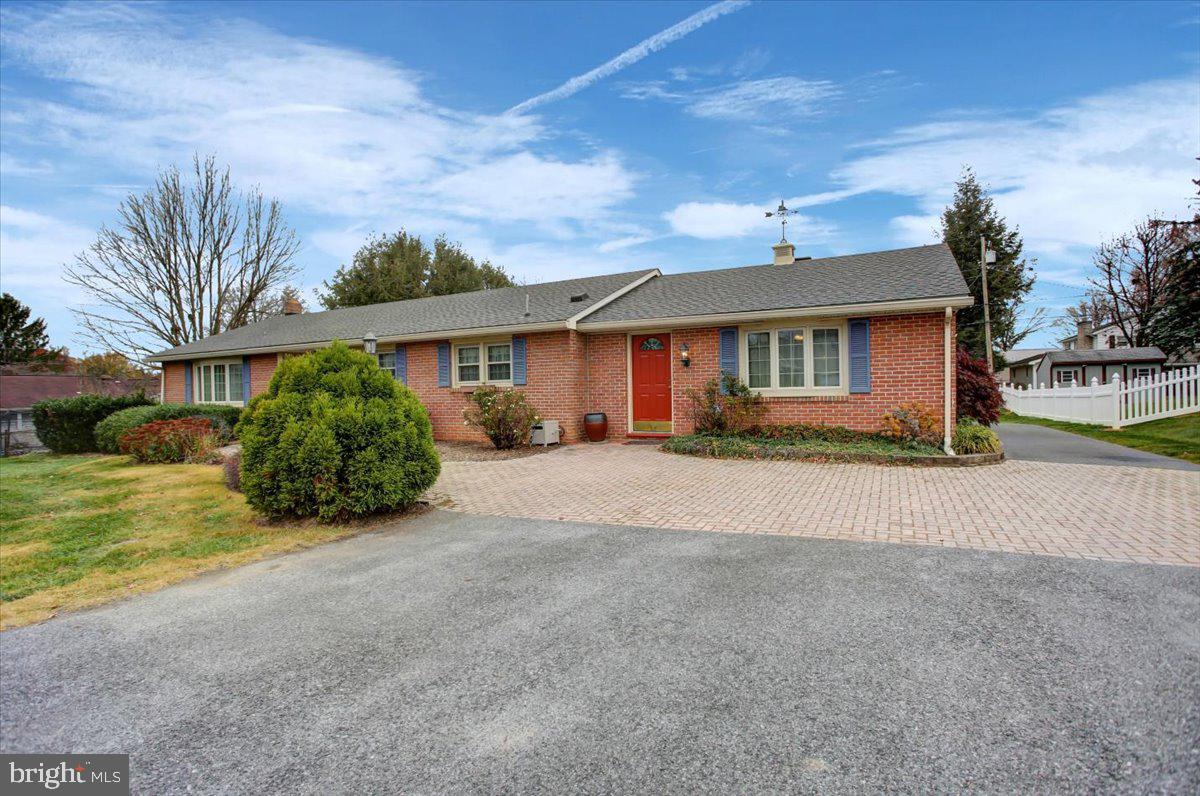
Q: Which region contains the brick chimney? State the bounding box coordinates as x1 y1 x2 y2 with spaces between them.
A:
1076 317 1093 350
772 241 796 265
283 296 304 315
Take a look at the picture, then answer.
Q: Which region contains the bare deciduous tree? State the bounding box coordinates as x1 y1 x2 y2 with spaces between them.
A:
66 155 300 361
1087 218 1176 349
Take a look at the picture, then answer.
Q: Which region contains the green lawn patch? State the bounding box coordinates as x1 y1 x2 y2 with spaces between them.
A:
999 410 1200 464
0 454 375 629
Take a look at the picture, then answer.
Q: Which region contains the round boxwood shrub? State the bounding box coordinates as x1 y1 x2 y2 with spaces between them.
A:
32 392 155 453
95 403 243 453
237 341 440 521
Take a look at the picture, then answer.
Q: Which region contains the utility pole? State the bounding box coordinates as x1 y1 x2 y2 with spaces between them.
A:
980 234 995 373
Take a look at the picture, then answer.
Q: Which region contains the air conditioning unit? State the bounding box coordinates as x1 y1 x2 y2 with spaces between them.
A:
530 420 561 446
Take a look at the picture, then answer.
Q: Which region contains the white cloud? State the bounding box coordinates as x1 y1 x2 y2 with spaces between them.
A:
0 3 635 226
665 200 834 241
686 77 840 120
507 0 750 114
622 76 840 120
830 78 1199 259
0 205 93 295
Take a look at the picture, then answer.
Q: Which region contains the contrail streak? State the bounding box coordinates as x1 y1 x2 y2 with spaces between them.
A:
507 0 751 115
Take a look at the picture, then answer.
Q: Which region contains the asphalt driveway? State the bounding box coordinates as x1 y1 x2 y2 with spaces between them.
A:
3 511 1197 793
997 421 1200 470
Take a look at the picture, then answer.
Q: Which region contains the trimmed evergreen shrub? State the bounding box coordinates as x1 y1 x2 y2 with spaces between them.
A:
237 341 440 521
463 386 540 449
118 417 222 464
95 403 243 453
32 392 154 453
951 418 1003 454
956 347 1004 425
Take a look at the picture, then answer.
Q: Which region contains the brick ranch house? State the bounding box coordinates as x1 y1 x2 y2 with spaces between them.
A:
149 242 973 449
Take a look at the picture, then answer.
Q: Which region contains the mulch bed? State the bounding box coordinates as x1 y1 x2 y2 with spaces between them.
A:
435 442 556 462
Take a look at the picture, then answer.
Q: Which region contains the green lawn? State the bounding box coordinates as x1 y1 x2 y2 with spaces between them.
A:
0 454 364 629
1000 410 1200 464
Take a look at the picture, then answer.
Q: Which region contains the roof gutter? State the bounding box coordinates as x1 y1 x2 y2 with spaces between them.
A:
575 294 975 333
148 320 573 363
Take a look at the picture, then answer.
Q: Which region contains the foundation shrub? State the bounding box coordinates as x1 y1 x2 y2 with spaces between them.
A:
463 386 541 450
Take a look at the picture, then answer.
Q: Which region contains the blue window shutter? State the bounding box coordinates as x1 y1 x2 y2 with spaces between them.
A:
182 360 192 404
242 356 251 403
848 318 871 394
718 327 738 392
512 336 527 385
395 345 407 385
437 342 451 387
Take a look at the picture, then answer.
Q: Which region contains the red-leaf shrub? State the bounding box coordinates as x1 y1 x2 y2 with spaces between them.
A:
118 417 221 464
956 347 1003 425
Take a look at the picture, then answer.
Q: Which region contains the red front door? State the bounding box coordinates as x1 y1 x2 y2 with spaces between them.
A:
631 333 672 433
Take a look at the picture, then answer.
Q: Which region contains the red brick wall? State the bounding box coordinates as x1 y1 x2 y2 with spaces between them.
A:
578 311 954 437
249 354 277 397
402 330 589 443
160 310 955 441
163 361 187 403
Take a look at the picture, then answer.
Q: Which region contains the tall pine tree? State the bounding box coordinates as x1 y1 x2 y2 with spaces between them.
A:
940 169 1039 363
0 293 51 365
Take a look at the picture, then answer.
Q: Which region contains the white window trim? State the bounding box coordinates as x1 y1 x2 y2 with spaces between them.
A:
193 358 245 406
1054 368 1079 386
738 320 849 397
1130 366 1155 380
451 337 514 388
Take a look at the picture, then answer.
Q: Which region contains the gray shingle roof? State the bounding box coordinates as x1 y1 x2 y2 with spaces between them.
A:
1043 347 1166 364
579 244 971 325
1002 348 1055 366
151 269 656 360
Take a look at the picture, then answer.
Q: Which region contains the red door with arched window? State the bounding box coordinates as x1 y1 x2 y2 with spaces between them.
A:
631 333 672 433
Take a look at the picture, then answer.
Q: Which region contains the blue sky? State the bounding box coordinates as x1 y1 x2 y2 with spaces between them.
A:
1 0 1197 353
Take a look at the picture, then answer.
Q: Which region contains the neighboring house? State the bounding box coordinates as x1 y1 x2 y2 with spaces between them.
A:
999 318 1168 388
1061 317 1197 368
148 242 973 445
1060 318 1131 351
995 348 1054 388
0 371 160 453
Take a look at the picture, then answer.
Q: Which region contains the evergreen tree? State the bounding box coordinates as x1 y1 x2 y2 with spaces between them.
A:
0 293 51 365
320 231 513 309
940 169 1039 362
1144 210 1199 360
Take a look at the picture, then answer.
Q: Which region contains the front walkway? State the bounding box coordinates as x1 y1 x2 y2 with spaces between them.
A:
430 443 1200 566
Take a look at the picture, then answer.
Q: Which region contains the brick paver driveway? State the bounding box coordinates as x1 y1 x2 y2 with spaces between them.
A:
430 444 1200 566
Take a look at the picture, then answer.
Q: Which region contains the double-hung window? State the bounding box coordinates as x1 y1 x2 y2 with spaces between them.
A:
1055 369 1079 386
1130 366 1155 381
741 323 845 395
454 340 513 387
377 350 396 372
194 359 244 405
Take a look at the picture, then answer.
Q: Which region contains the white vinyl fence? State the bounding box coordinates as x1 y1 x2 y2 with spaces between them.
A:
1001 365 1199 428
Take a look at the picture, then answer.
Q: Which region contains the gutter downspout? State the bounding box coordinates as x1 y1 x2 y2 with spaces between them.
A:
943 306 955 455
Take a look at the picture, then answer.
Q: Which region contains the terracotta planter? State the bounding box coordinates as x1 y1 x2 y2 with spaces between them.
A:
583 412 608 442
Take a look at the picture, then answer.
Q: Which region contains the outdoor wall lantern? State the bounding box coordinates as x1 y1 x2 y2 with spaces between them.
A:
680 343 690 367
363 333 378 355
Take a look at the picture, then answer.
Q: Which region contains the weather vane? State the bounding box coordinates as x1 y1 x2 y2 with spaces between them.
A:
764 200 799 243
